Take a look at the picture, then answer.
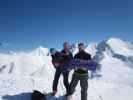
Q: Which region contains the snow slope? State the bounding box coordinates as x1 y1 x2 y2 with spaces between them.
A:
0 38 133 100
106 38 133 57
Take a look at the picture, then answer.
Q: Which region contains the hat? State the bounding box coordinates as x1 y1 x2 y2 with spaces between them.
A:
50 48 56 53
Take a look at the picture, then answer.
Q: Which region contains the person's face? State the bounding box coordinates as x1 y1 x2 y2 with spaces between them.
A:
78 45 84 51
63 43 70 51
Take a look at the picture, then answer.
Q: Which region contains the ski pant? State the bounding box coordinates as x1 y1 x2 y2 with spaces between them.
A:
53 68 69 93
68 73 89 100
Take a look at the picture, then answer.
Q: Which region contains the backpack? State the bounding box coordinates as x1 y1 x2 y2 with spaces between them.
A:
31 90 46 100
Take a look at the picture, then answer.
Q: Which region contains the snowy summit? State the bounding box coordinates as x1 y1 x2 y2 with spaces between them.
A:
0 38 133 100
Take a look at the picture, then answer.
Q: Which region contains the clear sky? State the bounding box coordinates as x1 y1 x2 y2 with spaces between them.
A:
0 0 133 51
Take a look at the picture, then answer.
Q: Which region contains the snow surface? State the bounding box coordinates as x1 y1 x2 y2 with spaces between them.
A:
106 38 133 57
0 38 133 100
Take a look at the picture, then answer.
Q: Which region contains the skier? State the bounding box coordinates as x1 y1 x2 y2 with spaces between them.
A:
50 42 73 96
67 43 92 100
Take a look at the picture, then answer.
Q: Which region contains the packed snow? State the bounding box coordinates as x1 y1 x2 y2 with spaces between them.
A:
0 38 133 100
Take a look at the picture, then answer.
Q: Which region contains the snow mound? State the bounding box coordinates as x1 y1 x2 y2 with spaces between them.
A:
0 47 54 77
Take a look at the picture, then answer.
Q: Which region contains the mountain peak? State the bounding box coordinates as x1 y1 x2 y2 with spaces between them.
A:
31 46 49 56
106 38 133 57
107 37 124 43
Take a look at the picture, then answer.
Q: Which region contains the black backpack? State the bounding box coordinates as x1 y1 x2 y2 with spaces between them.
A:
31 90 46 100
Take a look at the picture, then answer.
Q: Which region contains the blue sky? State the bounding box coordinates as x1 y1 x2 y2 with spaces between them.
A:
0 0 133 51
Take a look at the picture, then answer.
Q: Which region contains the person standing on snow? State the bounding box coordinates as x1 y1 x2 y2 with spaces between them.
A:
67 43 92 100
50 48 62 95
50 42 73 96
50 48 62 69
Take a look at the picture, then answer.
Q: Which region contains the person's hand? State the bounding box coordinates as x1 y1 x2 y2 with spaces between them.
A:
61 52 69 56
54 63 60 68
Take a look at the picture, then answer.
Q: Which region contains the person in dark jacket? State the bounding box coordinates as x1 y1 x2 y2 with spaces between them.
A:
67 43 91 100
50 48 62 69
50 42 73 96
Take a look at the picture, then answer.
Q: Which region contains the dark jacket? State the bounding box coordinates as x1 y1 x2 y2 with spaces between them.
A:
61 49 73 66
74 50 92 74
51 52 63 68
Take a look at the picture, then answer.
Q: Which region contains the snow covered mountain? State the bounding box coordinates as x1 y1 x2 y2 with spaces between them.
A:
106 38 133 57
0 38 133 100
0 46 54 76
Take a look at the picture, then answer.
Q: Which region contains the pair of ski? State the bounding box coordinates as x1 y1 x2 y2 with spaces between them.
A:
31 90 73 100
